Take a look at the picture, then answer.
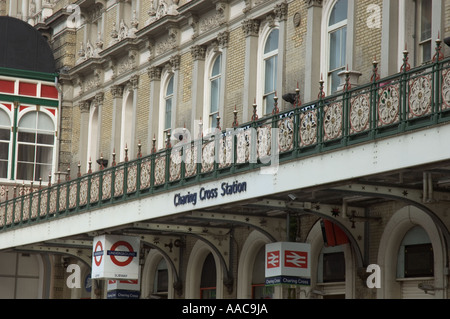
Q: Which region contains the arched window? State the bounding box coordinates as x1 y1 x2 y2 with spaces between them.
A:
120 91 133 161
416 0 432 63
251 246 274 299
153 258 168 298
16 111 55 181
327 0 348 94
262 28 279 115
0 108 11 178
164 75 174 142
209 54 222 129
87 102 99 167
397 226 433 278
200 253 216 299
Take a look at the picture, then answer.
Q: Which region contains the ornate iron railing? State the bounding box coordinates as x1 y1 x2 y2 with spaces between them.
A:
2 44 450 232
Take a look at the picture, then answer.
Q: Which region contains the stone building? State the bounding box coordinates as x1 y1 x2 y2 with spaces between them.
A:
0 0 450 300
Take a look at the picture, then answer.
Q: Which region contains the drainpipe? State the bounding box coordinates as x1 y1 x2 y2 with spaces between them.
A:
423 172 433 203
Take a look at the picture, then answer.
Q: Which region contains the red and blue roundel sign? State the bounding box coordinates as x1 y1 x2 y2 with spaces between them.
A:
92 235 140 280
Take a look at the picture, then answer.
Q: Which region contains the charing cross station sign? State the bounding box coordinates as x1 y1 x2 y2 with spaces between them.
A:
173 180 247 207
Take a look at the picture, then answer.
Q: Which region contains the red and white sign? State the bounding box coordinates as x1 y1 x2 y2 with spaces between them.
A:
265 242 311 278
107 278 140 292
266 251 280 268
284 250 308 268
92 235 140 280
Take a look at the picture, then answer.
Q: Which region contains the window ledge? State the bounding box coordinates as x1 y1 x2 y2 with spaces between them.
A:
396 276 434 282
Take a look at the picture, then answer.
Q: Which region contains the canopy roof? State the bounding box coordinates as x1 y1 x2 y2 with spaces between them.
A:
0 16 56 74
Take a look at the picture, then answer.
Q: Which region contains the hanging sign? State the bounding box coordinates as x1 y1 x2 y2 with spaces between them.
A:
92 235 140 280
265 242 311 286
107 278 141 299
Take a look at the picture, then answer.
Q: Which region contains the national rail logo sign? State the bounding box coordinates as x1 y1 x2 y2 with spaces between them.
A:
92 235 140 280
265 242 311 285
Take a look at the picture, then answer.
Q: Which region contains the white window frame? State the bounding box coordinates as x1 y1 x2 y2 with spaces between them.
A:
203 50 223 131
0 105 13 180
15 107 57 183
320 0 355 96
256 23 280 117
87 101 99 167
416 0 432 64
159 71 175 149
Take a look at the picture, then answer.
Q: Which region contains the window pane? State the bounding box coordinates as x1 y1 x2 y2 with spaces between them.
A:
166 76 174 96
18 144 35 162
420 0 432 42
329 0 348 26
329 68 343 93
201 253 216 288
37 113 54 130
264 55 277 94
0 142 8 160
329 27 346 71
16 162 34 180
210 78 220 114
0 128 10 141
264 92 276 115
18 131 36 143
36 145 53 164
422 41 432 62
405 243 434 277
37 133 54 145
35 163 52 182
19 112 37 129
0 109 9 126
264 29 279 54
165 99 172 130
157 269 168 292
323 252 345 282
210 113 218 129
211 55 221 77
0 160 7 178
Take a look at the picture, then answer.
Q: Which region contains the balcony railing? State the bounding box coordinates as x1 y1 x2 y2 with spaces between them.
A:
2 43 450 232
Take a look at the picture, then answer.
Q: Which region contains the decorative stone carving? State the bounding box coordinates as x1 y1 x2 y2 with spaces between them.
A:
110 85 124 99
304 0 323 8
188 14 199 40
242 19 260 37
146 0 179 26
117 49 138 75
274 1 288 21
130 74 139 90
147 66 162 81
217 31 229 48
170 54 181 70
79 100 90 113
191 45 206 61
156 28 179 55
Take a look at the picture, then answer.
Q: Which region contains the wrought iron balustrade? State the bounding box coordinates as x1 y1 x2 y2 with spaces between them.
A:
2 46 450 232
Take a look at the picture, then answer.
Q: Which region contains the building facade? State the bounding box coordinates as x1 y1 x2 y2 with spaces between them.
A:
1 0 450 299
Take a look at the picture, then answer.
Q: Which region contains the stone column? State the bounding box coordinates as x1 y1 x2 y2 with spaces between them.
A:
79 100 90 174
304 0 323 102
129 74 139 158
147 66 161 152
190 44 206 132
110 84 124 162
241 18 260 122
